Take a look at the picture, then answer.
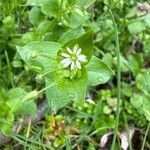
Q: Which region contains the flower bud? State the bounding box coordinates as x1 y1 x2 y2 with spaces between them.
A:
36 74 44 82
23 90 38 101
63 69 70 78
70 69 78 79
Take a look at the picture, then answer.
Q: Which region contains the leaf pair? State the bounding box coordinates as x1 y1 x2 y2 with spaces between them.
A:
17 28 114 112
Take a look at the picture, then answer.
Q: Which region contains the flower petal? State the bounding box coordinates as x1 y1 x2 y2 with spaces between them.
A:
73 44 78 53
70 61 75 70
78 54 87 62
61 58 71 68
61 52 70 58
67 47 73 54
76 60 81 69
76 48 82 56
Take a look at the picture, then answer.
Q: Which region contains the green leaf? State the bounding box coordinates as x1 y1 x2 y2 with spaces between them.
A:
130 93 150 121
130 93 143 109
128 21 146 34
16 101 37 115
141 14 150 27
28 0 88 28
136 69 150 93
46 68 88 112
17 41 62 72
21 32 34 44
143 95 150 121
58 26 85 44
40 0 62 17
69 13 87 28
128 53 143 75
121 82 133 97
63 29 94 61
0 101 14 135
7 88 37 115
102 53 113 68
7 88 27 113
114 55 129 72
86 56 114 86
29 6 43 26
36 20 53 34
0 87 37 135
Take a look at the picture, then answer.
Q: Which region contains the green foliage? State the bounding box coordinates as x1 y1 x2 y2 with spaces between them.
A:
130 70 150 121
46 68 88 111
0 101 14 135
26 0 88 27
18 28 113 111
0 88 37 135
0 0 150 149
86 56 114 86
29 6 43 26
128 53 143 75
17 41 62 72
136 70 150 93
128 21 146 34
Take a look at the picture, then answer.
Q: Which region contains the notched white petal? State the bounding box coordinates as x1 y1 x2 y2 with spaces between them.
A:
78 54 87 62
76 48 82 56
61 58 71 68
61 53 70 58
76 61 81 69
67 47 73 54
60 45 86 71
73 44 78 53
70 61 75 70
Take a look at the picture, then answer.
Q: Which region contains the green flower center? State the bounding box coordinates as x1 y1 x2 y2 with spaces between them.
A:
70 54 77 61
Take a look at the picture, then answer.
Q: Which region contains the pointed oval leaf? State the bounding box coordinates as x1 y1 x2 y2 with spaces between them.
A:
62 29 94 61
46 68 88 112
17 41 62 72
86 56 114 86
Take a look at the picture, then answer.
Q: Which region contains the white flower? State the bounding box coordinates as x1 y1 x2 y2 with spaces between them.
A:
60 44 87 70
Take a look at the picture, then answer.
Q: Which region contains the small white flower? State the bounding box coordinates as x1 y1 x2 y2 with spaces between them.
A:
60 44 87 70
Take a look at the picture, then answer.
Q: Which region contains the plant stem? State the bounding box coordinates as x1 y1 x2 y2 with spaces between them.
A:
107 8 121 150
85 0 96 9
38 79 61 94
141 122 150 150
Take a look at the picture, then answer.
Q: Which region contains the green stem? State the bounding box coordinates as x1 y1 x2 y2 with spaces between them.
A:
38 79 61 94
85 0 96 9
36 69 58 80
5 50 14 87
21 79 61 103
107 7 121 150
141 122 150 150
